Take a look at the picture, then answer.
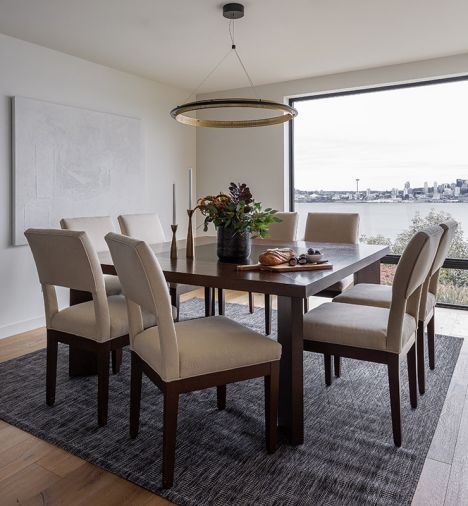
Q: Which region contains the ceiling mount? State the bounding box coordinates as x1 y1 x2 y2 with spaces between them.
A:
223 3 245 20
170 2 297 128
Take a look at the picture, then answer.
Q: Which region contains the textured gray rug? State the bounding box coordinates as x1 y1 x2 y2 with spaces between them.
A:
0 298 463 506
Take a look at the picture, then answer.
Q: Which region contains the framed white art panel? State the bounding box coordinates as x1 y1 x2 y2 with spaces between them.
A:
12 96 144 245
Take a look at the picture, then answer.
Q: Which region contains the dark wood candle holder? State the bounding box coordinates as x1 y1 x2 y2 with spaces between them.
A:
186 209 195 258
170 224 178 259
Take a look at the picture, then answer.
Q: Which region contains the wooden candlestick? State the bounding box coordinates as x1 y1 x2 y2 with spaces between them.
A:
170 224 178 259
186 209 194 259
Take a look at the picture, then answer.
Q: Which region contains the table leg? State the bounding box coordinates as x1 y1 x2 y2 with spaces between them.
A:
204 287 212 317
277 296 304 446
354 260 381 284
218 288 225 315
69 289 98 377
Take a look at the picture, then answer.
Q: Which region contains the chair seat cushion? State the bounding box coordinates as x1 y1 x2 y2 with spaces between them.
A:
325 274 354 294
333 283 392 308
334 284 437 320
303 302 416 352
104 275 122 296
133 316 282 380
50 295 158 342
168 283 197 295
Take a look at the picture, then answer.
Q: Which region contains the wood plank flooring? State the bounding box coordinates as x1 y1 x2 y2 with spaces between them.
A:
0 290 467 505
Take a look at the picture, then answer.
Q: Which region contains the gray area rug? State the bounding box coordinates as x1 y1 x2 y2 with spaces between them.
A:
0 298 463 505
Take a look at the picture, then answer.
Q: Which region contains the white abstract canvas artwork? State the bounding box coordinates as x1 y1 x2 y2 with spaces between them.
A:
12 96 144 245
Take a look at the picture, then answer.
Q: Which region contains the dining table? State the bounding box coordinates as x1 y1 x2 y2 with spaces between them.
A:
71 236 389 446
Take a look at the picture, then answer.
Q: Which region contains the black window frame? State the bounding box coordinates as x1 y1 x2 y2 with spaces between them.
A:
288 75 468 310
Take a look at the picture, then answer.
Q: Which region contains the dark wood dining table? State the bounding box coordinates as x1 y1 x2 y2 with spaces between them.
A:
90 236 389 446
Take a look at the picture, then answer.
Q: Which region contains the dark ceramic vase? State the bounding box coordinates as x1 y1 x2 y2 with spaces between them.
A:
217 226 251 262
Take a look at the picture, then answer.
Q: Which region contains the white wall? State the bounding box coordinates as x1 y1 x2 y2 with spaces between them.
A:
196 53 468 222
0 34 196 338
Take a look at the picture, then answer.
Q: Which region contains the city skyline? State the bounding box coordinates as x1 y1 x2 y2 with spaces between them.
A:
293 79 468 192
296 177 466 194
295 176 468 203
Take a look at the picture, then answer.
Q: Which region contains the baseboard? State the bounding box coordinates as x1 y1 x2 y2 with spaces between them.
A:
0 316 45 340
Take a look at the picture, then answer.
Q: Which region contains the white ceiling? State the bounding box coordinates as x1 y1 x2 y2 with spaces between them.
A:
0 0 467 93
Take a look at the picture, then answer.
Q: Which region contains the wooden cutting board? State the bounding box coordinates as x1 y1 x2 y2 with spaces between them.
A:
237 262 333 272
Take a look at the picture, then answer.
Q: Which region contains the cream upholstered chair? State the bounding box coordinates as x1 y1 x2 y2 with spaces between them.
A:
247 212 298 334
302 225 443 446
304 212 360 299
117 212 166 244
60 216 121 299
118 213 196 321
334 220 457 394
105 232 281 488
24 228 148 427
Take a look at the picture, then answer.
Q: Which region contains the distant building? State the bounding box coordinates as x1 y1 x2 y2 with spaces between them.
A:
424 181 428 195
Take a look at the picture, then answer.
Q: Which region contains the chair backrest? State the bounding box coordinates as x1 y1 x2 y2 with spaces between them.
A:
60 216 115 253
267 212 298 241
105 232 179 381
24 228 110 338
117 213 166 244
387 225 443 352
428 220 458 295
304 212 360 244
417 219 458 319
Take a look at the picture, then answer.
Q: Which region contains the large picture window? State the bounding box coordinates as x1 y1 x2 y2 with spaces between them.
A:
290 77 468 307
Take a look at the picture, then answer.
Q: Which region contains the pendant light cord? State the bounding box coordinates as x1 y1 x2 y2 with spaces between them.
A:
182 18 259 104
229 20 259 99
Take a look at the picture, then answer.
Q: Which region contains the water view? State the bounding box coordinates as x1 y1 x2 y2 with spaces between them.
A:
292 80 468 305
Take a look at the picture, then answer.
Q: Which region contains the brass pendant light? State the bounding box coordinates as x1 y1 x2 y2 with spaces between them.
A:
170 3 298 128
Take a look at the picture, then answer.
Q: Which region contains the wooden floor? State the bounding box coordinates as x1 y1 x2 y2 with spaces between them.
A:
1 290 467 505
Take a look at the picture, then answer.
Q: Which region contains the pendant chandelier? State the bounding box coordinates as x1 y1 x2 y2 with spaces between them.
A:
170 3 298 128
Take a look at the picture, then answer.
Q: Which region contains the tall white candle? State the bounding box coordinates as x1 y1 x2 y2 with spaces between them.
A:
188 168 193 210
172 183 176 225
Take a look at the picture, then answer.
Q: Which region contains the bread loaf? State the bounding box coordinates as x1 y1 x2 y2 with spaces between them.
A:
259 248 296 266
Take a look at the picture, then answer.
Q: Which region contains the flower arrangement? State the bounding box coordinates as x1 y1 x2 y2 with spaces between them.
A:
196 182 280 238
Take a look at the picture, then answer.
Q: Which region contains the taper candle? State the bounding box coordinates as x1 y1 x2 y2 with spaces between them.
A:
188 168 193 209
172 183 176 225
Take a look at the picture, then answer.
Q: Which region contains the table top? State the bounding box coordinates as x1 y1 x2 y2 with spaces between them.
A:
99 237 389 298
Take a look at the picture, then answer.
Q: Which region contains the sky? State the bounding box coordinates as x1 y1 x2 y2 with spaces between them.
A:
294 79 468 192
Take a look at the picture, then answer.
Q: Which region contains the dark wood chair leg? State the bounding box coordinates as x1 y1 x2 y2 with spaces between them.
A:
204 286 212 317
130 352 143 439
387 355 402 447
162 386 179 489
416 325 425 395
265 361 279 454
111 348 123 374
248 292 254 313
303 297 309 314
264 294 272 335
170 287 180 322
324 354 332 386
334 355 341 378
428 315 435 370
217 385 226 410
46 332 58 406
211 287 216 316
407 343 418 408
97 347 110 427
218 288 225 316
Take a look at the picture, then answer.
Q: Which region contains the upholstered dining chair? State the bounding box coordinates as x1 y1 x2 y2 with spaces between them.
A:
334 220 457 394
60 216 121 300
304 212 360 300
118 213 196 321
105 232 281 489
24 229 153 427
302 225 443 446
247 212 299 334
